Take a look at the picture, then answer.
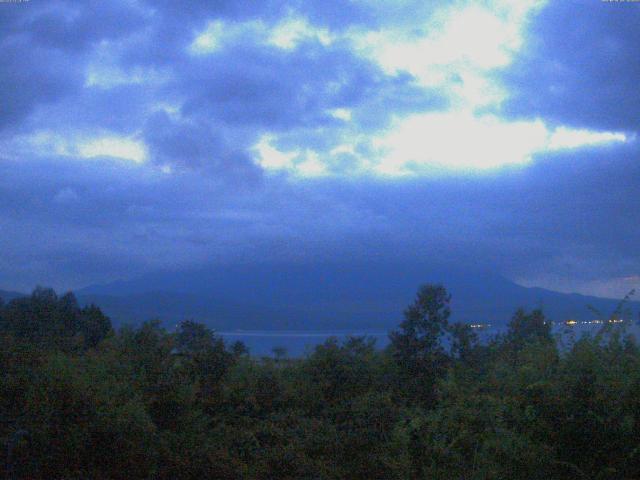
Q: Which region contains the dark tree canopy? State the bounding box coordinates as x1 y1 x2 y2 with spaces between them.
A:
0 286 638 479
389 284 452 406
0 288 112 350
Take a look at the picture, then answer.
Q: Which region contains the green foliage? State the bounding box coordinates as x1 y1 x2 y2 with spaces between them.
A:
0 287 112 351
389 284 452 407
1 286 640 479
506 308 553 351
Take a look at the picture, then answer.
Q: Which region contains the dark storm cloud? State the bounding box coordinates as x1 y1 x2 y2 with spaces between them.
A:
500 0 640 132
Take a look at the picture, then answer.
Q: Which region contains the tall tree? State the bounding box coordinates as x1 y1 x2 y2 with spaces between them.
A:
389 284 451 407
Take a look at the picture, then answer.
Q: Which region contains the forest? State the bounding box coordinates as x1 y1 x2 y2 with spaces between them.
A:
1 284 640 479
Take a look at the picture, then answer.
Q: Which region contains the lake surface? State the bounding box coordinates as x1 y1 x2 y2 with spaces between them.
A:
219 322 640 357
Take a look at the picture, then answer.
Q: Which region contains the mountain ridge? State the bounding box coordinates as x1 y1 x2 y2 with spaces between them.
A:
75 264 640 330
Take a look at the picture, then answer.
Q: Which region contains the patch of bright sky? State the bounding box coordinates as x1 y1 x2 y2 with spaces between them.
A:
517 274 640 300
255 114 629 177
254 135 298 170
330 108 352 121
254 136 328 177
353 1 543 109
254 0 629 178
189 15 333 55
372 113 628 176
269 16 332 49
23 131 73 157
75 1 630 178
548 128 628 150
190 20 226 53
22 131 148 164
78 137 147 163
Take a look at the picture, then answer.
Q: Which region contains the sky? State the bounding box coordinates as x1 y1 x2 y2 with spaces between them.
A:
0 0 639 298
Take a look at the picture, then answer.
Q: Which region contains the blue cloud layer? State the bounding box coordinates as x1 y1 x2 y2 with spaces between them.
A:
0 0 638 296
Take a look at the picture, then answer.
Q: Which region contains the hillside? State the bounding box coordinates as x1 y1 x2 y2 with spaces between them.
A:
0 289 25 303
77 263 640 330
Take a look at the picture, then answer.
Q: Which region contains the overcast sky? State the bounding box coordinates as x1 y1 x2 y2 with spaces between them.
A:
1 0 639 297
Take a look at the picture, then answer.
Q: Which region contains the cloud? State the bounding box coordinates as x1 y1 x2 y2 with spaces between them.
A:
255 112 629 177
141 111 264 182
0 0 638 299
500 0 640 132
0 0 146 133
0 34 80 131
77 136 147 163
2 138 639 294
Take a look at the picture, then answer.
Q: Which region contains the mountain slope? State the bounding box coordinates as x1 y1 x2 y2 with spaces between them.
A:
0 289 25 302
77 263 639 330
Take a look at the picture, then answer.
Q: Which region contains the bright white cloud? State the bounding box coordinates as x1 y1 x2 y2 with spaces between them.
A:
254 135 329 177
255 113 629 177
372 113 547 174
190 15 333 56
78 136 148 163
254 135 298 170
296 151 328 177
372 113 628 176
14 131 150 165
548 127 629 150
250 0 630 179
329 108 352 121
190 20 227 55
268 16 332 49
353 1 543 109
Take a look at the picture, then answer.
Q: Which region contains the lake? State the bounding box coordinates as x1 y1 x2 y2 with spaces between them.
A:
219 322 640 357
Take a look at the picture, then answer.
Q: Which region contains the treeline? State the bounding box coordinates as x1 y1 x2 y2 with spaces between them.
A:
1 285 640 479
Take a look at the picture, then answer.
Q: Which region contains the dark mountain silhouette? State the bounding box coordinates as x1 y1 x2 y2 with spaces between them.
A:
0 289 25 302
76 263 640 330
